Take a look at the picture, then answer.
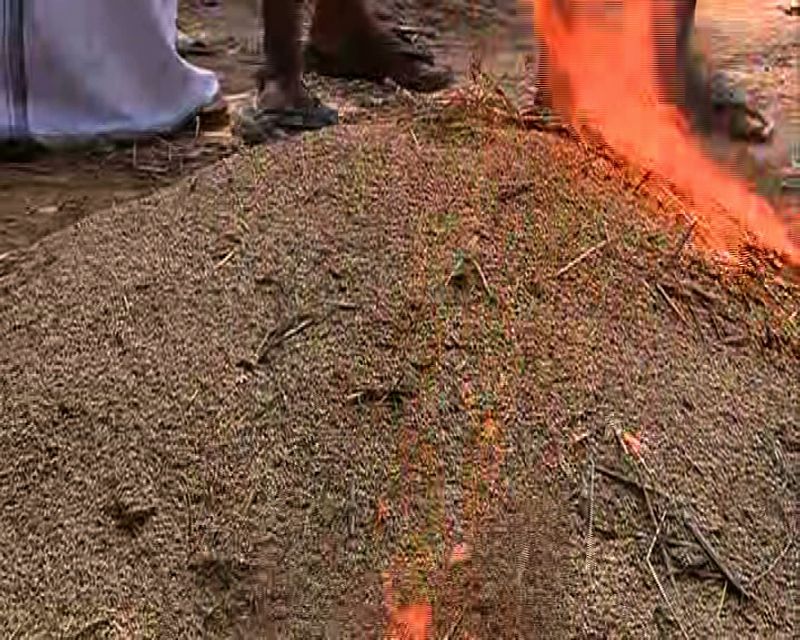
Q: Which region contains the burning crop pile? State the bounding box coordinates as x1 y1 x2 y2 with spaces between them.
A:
379 4 799 638
528 0 799 267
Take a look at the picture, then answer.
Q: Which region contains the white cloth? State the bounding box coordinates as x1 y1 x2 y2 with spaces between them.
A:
0 0 219 143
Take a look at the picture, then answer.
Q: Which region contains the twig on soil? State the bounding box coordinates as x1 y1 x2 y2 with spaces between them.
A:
674 567 724 581
470 257 492 296
494 83 521 124
257 313 317 362
555 239 609 278
631 169 652 194
106 499 156 534
679 280 723 305
215 249 235 269
346 386 414 405
611 422 686 615
683 511 753 600
686 301 706 342
325 299 359 311
716 581 727 619
670 218 698 264
709 311 723 341
409 127 420 149
748 536 794 586
655 282 690 326
497 180 534 203
647 511 691 640
70 617 110 640
442 606 465 640
393 24 438 38
585 458 596 576
635 461 681 602
595 464 670 499
635 532 701 550
720 332 748 347
519 109 571 133
136 163 169 175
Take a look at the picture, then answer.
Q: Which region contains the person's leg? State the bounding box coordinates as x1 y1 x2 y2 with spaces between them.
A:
305 0 453 93
259 0 303 107
236 0 337 142
258 0 451 106
240 0 451 143
672 0 708 124
670 0 771 142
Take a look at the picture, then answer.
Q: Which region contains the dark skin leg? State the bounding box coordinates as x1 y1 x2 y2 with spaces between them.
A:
668 0 710 131
258 0 452 108
259 0 304 108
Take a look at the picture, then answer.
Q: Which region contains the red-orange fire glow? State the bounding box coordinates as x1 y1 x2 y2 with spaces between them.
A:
527 0 799 266
382 571 433 640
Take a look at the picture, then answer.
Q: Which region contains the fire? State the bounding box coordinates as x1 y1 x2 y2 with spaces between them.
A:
527 0 800 266
382 571 432 640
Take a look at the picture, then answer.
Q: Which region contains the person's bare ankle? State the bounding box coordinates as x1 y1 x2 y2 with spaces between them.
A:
257 78 301 111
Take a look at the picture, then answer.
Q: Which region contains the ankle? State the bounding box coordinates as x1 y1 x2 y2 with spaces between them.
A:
257 78 301 109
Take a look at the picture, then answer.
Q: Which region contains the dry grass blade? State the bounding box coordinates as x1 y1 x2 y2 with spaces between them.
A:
70 617 111 640
716 581 728 619
555 239 609 278
683 511 753 600
345 386 414 405
257 313 317 362
595 464 670 499
670 218 698 264
748 536 794 586
634 459 682 605
215 249 235 269
497 180 534 203
423 70 538 133
585 458 596 576
9 622 25 640
442 606 465 640
105 499 156 535
679 280 723 304
655 282 690 326
326 299 359 311
609 418 689 624
470 256 492 296
647 511 691 640
631 169 652 194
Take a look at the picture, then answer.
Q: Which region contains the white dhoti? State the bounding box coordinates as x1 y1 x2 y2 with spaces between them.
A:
0 0 219 143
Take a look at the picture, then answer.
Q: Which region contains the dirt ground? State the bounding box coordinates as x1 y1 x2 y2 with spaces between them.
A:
1 2 798 639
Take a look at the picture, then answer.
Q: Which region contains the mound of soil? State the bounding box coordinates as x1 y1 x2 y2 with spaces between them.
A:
1 118 797 638
1 2 797 638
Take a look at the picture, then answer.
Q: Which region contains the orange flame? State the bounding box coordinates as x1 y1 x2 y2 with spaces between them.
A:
527 0 800 266
382 571 433 640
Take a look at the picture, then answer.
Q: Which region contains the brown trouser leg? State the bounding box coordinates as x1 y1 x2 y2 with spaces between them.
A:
309 0 374 51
